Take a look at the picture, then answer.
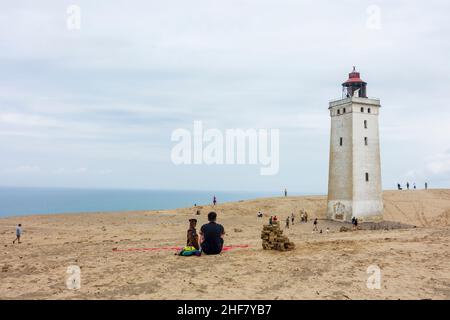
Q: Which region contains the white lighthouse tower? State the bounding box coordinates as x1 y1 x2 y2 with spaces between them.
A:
327 67 383 222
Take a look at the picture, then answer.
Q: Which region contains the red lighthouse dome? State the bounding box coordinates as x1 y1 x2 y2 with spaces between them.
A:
342 67 367 98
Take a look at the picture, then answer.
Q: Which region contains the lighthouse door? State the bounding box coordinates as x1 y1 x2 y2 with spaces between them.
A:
333 202 346 220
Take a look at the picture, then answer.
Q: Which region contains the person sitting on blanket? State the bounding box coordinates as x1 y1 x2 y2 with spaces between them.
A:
200 211 225 255
178 218 201 256
187 218 200 250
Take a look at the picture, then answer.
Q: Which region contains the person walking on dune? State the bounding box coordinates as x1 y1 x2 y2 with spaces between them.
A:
285 217 290 229
13 224 22 244
213 195 217 206
313 218 318 232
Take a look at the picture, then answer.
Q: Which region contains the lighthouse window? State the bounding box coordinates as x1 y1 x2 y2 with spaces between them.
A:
364 137 368 145
339 137 343 146
361 107 364 112
343 108 346 113
365 172 369 182
368 108 371 113
337 109 341 115
364 120 367 128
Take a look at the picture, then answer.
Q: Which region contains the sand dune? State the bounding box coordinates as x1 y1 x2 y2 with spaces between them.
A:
0 189 449 299
383 190 450 227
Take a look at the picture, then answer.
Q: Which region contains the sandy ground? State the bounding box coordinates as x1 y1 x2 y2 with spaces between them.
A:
0 189 449 300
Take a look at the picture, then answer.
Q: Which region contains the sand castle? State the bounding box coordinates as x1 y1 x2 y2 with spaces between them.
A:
261 221 295 251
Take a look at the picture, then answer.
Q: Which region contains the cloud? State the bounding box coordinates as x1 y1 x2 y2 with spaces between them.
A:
425 152 450 176
3 165 41 174
0 112 59 128
403 150 450 185
98 169 112 175
52 167 114 175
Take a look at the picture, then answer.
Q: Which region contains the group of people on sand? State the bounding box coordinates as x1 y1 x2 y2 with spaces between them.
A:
179 211 225 257
268 215 278 224
397 182 428 190
312 218 331 234
265 211 325 233
284 213 298 229
300 209 308 223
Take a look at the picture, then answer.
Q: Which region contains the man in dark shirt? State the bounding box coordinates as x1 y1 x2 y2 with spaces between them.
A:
200 211 225 255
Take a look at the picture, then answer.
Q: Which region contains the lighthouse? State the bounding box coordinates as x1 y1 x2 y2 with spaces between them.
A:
327 67 383 222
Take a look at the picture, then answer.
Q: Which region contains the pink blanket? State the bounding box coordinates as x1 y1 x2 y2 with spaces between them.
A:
112 244 250 252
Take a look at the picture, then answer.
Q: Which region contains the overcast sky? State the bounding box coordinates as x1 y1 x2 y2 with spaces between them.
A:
1 0 450 193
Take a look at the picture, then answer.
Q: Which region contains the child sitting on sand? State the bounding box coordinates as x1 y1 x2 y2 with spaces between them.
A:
178 218 201 256
187 218 200 250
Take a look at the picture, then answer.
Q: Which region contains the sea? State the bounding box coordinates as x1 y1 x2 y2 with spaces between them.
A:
0 187 282 218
